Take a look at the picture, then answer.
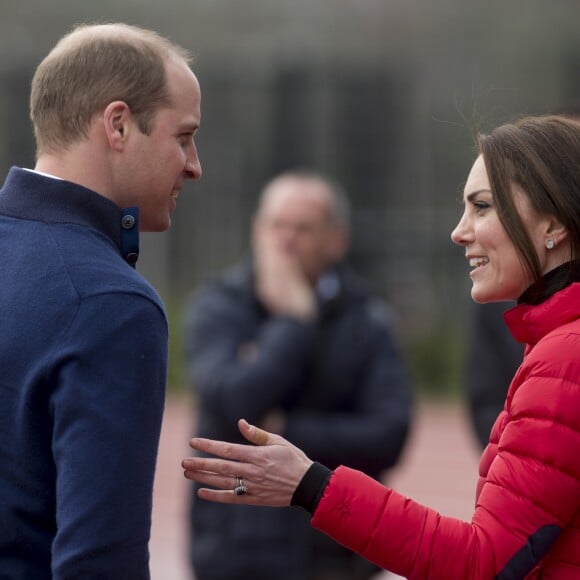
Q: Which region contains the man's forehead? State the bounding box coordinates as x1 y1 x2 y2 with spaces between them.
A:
261 179 332 212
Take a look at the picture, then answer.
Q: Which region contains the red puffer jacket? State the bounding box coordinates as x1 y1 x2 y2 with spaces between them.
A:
311 283 580 579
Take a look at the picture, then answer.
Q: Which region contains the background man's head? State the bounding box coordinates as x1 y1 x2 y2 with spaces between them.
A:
253 170 350 282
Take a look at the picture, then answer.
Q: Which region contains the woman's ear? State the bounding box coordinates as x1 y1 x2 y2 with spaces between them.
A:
545 216 568 247
102 101 131 151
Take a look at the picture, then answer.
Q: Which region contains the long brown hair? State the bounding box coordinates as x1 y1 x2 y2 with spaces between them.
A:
477 115 580 295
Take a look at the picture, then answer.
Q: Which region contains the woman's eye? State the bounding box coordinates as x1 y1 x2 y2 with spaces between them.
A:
473 201 491 213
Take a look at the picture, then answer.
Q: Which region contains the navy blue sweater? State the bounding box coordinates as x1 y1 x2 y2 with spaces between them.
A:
0 168 168 579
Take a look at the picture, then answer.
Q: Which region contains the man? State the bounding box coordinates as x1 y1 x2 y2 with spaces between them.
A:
0 23 201 578
184 170 412 580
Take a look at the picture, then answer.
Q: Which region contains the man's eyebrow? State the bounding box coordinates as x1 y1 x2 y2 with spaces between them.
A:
179 121 200 132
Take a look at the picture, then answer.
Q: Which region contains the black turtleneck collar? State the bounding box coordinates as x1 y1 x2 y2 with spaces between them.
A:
518 260 580 305
0 167 140 267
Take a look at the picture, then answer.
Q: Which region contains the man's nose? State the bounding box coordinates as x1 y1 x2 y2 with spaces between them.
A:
185 158 202 181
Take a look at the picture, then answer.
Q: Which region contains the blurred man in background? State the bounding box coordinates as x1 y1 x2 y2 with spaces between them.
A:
184 169 412 580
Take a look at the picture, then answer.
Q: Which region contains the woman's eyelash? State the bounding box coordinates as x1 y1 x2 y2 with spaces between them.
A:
473 201 491 211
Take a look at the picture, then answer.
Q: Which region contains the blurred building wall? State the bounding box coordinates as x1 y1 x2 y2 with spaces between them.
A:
1 0 579 377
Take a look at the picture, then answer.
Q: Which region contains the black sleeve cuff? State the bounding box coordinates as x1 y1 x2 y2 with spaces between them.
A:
290 462 332 514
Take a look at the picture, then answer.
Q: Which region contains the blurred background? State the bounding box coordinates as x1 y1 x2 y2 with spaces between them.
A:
1 2 578 577
1 0 578 395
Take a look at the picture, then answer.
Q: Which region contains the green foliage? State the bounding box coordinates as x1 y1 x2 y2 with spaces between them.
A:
164 298 187 393
407 323 466 399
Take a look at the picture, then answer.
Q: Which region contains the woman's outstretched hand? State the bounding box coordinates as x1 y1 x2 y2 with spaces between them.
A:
182 418 313 507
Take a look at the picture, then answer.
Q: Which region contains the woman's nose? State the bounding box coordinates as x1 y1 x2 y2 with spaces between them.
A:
450 213 472 246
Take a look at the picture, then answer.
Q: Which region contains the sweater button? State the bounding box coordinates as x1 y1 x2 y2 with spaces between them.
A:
125 252 139 266
121 215 136 229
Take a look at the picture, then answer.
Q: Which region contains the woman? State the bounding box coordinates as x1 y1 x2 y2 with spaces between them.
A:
182 115 580 579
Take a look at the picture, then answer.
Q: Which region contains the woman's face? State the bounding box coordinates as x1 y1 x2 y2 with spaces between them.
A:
451 155 550 303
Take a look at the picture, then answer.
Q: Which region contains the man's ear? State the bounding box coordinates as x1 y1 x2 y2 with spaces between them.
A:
102 101 131 151
329 225 350 262
250 214 263 252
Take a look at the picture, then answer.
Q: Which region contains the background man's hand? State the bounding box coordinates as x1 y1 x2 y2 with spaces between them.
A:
254 231 316 321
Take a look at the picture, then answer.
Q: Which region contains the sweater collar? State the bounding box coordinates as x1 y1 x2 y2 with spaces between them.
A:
517 260 580 305
0 167 139 267
504 282 580 346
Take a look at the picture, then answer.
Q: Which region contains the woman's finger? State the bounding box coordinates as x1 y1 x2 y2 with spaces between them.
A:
188 436 256 463
238 418 271 446
182 455 248 480
182 467 238 491
196 486 278 506
196 487 244 504
188 422 281 465
182 465 290 507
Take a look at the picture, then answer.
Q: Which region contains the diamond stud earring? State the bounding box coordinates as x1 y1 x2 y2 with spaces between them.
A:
546 239 555 250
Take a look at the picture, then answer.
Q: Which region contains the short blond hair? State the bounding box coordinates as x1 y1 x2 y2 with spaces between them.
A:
30 22 193 155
